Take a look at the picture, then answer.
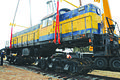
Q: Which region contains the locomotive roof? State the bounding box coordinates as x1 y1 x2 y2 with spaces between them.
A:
12 24 40 37
41 3 100 21
41 8 71 20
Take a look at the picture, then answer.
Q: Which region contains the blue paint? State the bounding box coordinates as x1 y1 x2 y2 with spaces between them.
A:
39 28 98 41
59 4 101 22
13 28 98 46
98 23 101 34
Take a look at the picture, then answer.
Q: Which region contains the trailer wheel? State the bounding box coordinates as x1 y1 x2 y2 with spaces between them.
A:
95 57 108 69
8 58 11 64
109 57 120 71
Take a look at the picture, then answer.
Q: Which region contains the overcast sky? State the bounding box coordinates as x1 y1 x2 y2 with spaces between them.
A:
0 0 120 49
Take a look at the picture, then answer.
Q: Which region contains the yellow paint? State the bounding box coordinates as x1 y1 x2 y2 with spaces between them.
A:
73 18 85 32
9 23 29 28
12 54 17 56
23 34 27 43
9 23 16 26
12 28 40 45
13 37 17 45
102 0 113 33
50 12 101 36
80 62 83 65
94 0 100 3
89 46 93 52
58 12 101 34
39 22 54 37
118 38 120 44
34 29 39 40
12 38 14 45
18 35 22 44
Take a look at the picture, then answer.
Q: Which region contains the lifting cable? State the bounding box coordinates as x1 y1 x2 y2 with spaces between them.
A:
53 0 57 11
29 0 32 27
10 0 20 49
10 0 32 48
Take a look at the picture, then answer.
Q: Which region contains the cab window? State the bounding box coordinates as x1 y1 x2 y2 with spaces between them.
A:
60 11 66 14
48 16 53 26
42 16 53 28
42 19 48 28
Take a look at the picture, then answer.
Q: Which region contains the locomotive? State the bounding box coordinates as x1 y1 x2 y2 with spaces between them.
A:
5 4 102 74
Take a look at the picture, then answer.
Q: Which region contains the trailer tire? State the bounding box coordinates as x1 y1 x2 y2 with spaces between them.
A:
109 57 120 71
95 57 108 69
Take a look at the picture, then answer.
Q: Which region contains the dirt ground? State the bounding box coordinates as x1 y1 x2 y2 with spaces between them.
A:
0 64 61 80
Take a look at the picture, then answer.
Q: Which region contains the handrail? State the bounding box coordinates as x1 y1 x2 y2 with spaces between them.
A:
53 15 93 43
60 15 93 33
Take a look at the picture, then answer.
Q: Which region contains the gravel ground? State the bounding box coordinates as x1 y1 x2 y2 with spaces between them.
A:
0 64 61 80
0 58 120 80
88 70 120 79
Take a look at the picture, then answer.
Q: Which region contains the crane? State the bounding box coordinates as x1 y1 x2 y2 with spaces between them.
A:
9 23 30 28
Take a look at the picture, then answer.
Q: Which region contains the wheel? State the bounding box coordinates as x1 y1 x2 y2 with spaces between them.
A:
83 57 93 64
8 58 11 64
13 59 17 64
40 60 46 70
69 66 78 75
94 57 108 69
109 57 120 71
83 57 94 70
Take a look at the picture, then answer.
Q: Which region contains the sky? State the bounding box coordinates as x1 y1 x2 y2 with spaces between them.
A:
0 0 120 49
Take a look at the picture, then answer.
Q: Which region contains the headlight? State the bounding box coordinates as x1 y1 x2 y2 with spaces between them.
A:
96 9 101 15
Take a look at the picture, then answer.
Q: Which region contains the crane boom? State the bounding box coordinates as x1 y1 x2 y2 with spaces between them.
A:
102 0 112 21
94 0 114 34
102 0 113 34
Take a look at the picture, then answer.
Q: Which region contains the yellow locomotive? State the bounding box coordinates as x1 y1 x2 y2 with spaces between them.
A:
6 4 103 74
11 4 101 56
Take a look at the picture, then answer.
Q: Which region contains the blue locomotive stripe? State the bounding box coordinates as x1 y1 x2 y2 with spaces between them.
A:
39 28 98 41
39 34 54 41
13 28 98 46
